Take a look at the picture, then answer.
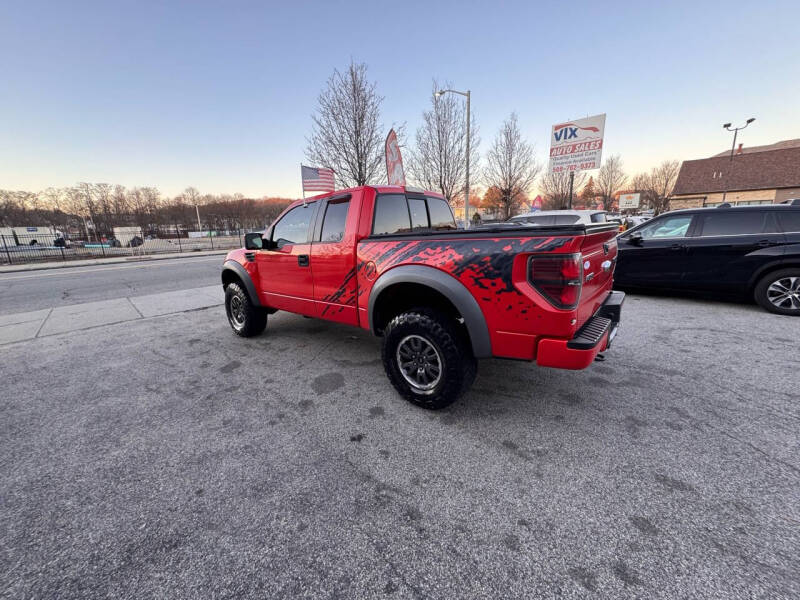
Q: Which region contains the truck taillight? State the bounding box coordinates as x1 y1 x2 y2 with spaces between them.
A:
528 254 583 309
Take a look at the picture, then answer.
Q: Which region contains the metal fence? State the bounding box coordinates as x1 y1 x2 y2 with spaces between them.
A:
0 228 248 266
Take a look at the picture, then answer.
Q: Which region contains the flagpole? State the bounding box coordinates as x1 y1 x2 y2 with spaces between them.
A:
301 163 307 207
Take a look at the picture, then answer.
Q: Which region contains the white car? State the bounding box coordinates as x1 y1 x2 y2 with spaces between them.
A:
507 210 608 226
624 216 651 228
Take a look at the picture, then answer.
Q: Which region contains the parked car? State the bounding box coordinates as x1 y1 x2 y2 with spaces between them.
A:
507 210 607 225
624 216 650 229
221 186 624 409
615 204 800 315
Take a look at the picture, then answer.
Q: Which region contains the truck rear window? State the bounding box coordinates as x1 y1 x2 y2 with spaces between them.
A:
372 194 456 235
408 198 428 230
373 194 411 235
427 197 457 229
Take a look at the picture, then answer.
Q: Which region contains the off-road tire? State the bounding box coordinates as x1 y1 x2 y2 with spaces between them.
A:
225 282 268 336
381 310 477 410
754 269 800 316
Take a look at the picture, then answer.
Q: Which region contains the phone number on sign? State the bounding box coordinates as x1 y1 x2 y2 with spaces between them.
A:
552 161 598 173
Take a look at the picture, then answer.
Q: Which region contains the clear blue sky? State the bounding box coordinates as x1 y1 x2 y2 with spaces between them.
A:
2 0 798 198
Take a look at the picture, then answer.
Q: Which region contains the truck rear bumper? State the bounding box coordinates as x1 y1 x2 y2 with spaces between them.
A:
535 291 625 370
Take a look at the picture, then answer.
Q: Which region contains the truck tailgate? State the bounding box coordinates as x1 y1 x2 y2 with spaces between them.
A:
576 227 619 328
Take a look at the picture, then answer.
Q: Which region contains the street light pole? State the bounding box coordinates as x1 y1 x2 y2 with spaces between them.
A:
434 88 471 229
721 118 755 202
465 90 470 229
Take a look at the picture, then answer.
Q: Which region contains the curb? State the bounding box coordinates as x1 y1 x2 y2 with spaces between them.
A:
0 249 231 274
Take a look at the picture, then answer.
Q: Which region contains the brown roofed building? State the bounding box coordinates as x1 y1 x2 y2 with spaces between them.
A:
670 139 800 209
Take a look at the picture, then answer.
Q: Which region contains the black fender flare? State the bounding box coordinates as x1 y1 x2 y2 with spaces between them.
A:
221 260 262 307
746 257 800 291
368 264 492 358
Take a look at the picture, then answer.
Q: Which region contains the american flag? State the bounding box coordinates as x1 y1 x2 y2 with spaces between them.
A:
301 165 335 193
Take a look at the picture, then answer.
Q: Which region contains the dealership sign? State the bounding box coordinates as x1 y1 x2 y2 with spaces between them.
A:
548 113 606 173
618 193 641 209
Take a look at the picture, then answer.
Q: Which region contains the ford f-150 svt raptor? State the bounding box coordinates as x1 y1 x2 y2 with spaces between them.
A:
221 186 624 409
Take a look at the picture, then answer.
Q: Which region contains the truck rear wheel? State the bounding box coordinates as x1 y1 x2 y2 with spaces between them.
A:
754 269 800 316
381 310 477 409
225 282 268 337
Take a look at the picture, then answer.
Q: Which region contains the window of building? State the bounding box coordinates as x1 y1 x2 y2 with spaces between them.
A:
697 212 766 236
272 204 314 247
319 200 350 243
373 194 411 235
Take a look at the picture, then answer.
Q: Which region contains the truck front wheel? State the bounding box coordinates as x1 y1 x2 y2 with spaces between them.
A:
381 310 477 409
225 282 268 337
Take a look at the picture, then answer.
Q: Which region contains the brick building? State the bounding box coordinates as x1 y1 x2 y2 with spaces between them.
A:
670 139 800 210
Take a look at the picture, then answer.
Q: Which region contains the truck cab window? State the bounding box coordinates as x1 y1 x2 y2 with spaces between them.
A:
408 198 428 229
427 197 456 229
320 200 350 243
272 205 313 247
373 194 411 235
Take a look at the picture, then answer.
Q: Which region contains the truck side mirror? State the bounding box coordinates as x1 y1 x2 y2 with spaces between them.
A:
244 233 263 250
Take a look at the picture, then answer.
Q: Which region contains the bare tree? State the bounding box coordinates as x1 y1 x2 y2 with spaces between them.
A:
482 113 541 220
1 183 294 234
539 170 587 209
407 80 479 205
112 185 129 215
75 182 101 239
633 160 680 214
596 155 627 211
0 190 20 226
580 177 597 207
182 187 200 207
305 60 384 187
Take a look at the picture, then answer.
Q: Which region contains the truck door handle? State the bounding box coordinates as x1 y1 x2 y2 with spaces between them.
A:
297 254 310 267
670 244 684 251
757 239 771 247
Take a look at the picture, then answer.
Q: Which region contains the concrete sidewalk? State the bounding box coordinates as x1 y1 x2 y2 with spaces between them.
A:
0 249 230 274
0 285 223 344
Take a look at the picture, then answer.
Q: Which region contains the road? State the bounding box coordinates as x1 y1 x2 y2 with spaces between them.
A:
1 281 798 598
0 255 222 315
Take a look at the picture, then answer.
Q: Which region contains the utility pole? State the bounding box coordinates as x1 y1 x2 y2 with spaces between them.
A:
465 90 471 228
195 205 202 234
568 171 575 210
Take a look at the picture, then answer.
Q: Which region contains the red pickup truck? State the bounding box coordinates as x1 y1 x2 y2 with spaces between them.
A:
221 186 623 409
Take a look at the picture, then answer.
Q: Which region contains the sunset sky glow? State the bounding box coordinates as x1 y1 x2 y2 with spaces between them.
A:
2 0 799 198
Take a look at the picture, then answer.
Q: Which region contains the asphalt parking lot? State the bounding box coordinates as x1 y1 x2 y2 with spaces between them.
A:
1 292 798 598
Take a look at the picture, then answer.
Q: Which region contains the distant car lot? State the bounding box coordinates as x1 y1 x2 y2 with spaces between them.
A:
0 234 243 266
1 292 798 598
